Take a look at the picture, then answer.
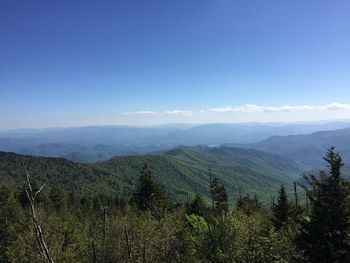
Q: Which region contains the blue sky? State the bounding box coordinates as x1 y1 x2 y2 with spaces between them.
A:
1 0 350 128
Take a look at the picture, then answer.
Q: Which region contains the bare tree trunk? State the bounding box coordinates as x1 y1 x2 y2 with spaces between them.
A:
305 188 310 213
124 224 132 262
24 166 55 263
89 225 97 263
298 181 311 214
142 238 147 263
208 169 215 209
102 205 107 263
294 181 298 208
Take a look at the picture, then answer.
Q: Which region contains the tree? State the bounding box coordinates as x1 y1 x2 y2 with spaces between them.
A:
18 177 46 208
187 194 207 217
207 175 229 261
210 177 228 215
132 164 168 216
272 185 290 230
236 194 263 215
183 214 209 262
23 166 55 263
0 184 23 263
49 187 65 211
302 147 350 262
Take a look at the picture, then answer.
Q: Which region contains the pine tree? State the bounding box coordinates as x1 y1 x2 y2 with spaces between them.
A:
210 177 228 215
187 194 207 217
132 164 168 216
49 187 65 211
236 194 263 215
302 147 350 262
272 184 290 230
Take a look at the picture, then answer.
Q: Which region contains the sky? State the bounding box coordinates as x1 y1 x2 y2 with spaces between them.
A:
1 0 350 129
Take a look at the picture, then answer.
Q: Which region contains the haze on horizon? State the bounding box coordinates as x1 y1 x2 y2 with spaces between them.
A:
1 0 350 129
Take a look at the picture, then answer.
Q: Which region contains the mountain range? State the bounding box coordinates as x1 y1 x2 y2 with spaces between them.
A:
1 121 350 162
0 145 303 203
233 128 350 169
3 122 350 204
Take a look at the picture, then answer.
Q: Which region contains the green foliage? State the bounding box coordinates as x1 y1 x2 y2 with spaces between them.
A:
2 147 350 262
183 214 209 262
210 176 229 215
301 147 350 262
226 210 302 262
49 187 65 210
0 184 24 263
132 164 169 216
0 145 302 204
272 184 290 230
187 194 207 217
236 194 263 215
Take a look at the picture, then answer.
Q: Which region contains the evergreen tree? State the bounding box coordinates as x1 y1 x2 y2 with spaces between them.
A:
272 184 290 230
49 187 65 210
302 147 350 262
210 177 228 215
236 194 263 215
0 184 22 263
132 164 168 216
187 194 207 217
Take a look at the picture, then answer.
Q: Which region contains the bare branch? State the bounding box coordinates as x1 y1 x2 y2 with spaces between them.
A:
23 163 33 194
34 184 46 201
23 165 55 263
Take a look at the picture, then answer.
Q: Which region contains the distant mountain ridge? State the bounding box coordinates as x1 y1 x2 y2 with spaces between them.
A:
0 145 303 202
231 128 350 169
1 121 350 162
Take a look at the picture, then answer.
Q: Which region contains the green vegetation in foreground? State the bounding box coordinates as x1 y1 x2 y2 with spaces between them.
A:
0 147 349 262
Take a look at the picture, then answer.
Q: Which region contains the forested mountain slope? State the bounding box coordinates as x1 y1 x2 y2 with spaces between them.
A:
233 128 350 169
0 146 302 202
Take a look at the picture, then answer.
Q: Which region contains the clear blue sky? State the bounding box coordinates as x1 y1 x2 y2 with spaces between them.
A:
1 0 350 128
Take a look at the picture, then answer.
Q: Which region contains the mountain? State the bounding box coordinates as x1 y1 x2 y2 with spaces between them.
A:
232 128 350 169
1 122 350 162
0 145 303 203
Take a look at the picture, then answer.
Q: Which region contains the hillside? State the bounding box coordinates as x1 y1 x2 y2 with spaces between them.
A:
1 122 350 162
0 146 303 202
233 128 350 169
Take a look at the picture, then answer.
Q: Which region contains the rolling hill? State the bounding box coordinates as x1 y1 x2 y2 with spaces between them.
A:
1 122 350 162
232 128 350 169
0 145 303 203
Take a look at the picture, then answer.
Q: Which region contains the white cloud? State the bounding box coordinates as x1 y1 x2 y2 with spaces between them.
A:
325 102 350 110
164 110 193 116
120 102 350 125
123 109 193 116
123 110 157 115
210 102 350 113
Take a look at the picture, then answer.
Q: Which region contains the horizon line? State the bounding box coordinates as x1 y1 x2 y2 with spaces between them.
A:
1 118 350 132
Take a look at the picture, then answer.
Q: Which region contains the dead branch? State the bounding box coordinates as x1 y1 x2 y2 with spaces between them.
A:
23 164 55 263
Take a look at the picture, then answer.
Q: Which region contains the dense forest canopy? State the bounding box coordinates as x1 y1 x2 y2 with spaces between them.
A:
0 146 302 203
1 147 350 262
